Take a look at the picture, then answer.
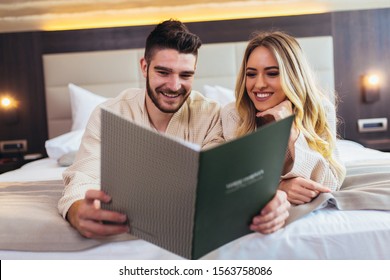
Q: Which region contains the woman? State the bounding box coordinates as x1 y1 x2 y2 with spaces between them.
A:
222 31 346 205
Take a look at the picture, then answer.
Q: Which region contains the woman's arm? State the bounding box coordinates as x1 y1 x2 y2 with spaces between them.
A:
280 98 345 204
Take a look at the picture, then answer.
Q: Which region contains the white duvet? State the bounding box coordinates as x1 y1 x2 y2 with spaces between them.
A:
1 140 390 260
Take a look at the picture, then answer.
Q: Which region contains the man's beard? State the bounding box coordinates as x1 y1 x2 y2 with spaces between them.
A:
146 75 190 114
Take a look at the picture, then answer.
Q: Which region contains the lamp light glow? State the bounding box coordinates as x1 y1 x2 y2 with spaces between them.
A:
361 73 381 103
367 74 379 86
0 96 19 124
1 97 12 108
1 96 18 109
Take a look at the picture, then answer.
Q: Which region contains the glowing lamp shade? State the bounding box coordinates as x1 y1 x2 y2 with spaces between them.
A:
361 73 380 103
0 96 19 125
1 98 10 107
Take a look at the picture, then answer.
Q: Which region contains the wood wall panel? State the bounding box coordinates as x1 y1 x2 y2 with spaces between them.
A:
332 9 390 148
0 32 47 155
187 13 331 44
41 14 331 54
42 25 154 54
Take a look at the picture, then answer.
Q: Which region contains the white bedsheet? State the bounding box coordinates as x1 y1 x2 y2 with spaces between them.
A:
1 140 390 260
0 158 66 182
1 207 389 260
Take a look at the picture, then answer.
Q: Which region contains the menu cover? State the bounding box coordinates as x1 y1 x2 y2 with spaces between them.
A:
101 108 293 259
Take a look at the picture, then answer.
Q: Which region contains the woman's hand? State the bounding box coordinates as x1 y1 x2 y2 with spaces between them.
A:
256 99 299 156
250 190 290 234
256 99 293 121
278 177 331 205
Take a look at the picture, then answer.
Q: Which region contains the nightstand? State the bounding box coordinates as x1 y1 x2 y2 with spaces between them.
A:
0 158 24 174
359 138 390 152
0 153 43 174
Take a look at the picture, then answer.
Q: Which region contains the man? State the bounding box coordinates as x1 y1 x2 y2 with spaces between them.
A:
58 19 290 238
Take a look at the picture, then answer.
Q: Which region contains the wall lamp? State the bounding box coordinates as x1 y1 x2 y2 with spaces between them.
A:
361 73 380 103
0 96 19 125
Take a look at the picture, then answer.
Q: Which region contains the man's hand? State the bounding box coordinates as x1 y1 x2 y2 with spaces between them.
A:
67 190 129 238
250 190 290 234
279 177 331 205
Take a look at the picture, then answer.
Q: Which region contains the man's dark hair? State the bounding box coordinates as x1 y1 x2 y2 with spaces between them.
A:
144 19 202 63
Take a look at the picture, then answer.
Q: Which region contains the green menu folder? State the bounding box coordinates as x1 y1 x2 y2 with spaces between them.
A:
101 108 293 259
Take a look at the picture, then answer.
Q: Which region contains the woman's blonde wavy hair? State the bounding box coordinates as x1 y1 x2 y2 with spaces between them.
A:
235 31 344 177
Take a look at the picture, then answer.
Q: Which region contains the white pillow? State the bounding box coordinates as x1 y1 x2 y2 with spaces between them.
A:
45 129 84 159
203 85 235 106
69 83 107 131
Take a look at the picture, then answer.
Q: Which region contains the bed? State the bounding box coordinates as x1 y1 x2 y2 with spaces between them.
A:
1 36 390 260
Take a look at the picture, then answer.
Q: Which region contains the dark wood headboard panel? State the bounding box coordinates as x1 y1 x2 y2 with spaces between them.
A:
41 13 331 54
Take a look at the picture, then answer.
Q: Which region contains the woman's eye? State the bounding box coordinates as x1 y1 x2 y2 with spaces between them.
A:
246 72 256 78
267 72 279 77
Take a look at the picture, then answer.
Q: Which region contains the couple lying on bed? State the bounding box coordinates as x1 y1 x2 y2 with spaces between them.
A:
58 19 345 239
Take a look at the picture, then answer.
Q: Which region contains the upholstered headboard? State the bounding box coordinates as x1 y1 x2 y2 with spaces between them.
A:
43 36 334 139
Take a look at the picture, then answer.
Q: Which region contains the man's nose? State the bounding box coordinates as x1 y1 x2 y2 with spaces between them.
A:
167 75 181 91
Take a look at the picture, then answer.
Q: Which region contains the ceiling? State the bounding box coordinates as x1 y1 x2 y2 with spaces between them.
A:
1 0 390 33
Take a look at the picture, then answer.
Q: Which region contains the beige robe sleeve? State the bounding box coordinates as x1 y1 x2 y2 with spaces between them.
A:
58 106 102 218
221 102 240 141
281 98 345 191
